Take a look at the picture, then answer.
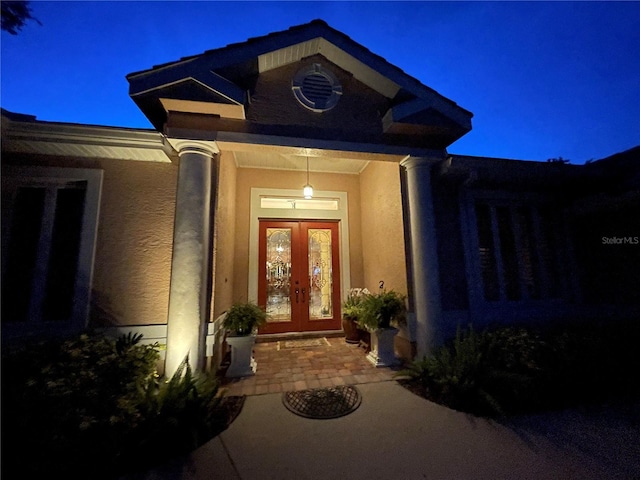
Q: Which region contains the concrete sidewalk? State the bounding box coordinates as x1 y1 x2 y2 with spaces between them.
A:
128 381 640 480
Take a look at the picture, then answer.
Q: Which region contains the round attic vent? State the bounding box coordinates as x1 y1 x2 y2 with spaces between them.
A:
292 64 342 112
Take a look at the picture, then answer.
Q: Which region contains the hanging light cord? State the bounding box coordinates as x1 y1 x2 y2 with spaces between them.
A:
303 156 313 199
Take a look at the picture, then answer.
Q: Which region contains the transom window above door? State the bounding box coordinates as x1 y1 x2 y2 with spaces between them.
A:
260 196 339 210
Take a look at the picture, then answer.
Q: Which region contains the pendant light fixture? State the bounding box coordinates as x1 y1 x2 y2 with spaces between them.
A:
303 156 313 199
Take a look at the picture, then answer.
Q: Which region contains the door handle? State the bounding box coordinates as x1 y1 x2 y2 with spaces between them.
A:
295 288 300 303
301 288 306 303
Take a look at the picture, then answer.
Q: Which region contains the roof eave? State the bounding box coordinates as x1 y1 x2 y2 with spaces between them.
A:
1 111 175 163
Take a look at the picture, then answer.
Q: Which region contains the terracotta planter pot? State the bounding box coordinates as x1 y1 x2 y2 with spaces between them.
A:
342 316 361 344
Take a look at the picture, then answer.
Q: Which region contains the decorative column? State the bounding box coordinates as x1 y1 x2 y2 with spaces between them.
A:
400 156 443 358
165 140 218 376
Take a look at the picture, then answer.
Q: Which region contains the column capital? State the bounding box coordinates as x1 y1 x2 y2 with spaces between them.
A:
400 154 445 169
167 138 219 157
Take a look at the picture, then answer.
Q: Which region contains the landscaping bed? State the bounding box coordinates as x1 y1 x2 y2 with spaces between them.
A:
1 332 238 479
397 319 640 417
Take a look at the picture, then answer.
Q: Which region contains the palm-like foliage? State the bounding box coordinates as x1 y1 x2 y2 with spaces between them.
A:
1 1 40 35
398 326 537 416
129 355 223 463
357 290 406 330
223 302 267 335
3 332 228 479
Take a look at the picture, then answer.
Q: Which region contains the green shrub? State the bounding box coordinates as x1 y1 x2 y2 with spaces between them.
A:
398 325 544 416
2 331 227 479
2 332 160 478
357 290 407 330
342 288 369 319
118 355 224 473
480 326 548 411
400 326 503 416
399 321 640 417
223 302 267 335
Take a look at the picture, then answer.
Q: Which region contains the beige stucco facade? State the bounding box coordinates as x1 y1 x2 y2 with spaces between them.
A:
359 160 407 296
211 150 406 319
210 150 238 321
1 129 409 361
2 20 468 372
92 159 177 327
1 152 177 331
120 18 477 372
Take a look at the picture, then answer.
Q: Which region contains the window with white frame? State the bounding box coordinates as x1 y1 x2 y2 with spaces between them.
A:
1 167 102 333
473 199 564 302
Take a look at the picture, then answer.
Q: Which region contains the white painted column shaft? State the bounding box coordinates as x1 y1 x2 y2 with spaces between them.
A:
165 146 215 376
401 157 443 358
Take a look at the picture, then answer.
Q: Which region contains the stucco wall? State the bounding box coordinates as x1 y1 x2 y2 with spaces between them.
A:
2 154 178 328
211 150 238 320
91 159 177 327
233 166 364 301
359 161 407 295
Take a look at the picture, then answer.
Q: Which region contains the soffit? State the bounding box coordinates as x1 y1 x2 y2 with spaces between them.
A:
258 37 400 98
160 98 246 119
1 114 174 163
233 150 369 174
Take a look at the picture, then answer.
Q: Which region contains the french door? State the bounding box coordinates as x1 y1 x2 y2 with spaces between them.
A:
258 220 341 334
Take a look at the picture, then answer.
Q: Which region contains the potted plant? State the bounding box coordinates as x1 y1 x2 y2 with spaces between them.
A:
223 302 267 378
358 290 406 367
342 288 369 344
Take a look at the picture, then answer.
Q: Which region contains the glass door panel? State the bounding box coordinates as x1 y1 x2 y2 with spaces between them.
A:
265 228 292 323
308 228 333 321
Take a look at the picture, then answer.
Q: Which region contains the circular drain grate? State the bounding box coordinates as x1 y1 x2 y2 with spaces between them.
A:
282 385 362 419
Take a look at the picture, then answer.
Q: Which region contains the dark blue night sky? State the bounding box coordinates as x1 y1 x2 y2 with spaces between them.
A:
2 1 639 163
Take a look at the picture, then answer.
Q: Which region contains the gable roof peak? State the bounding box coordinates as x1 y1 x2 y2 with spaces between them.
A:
127 20 473 143
309 18 328 25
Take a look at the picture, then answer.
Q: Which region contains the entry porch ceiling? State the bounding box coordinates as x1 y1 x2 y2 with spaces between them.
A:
232 150 369 174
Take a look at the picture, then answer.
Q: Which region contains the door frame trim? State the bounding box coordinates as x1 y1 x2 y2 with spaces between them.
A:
258 220 342 333
248 188 351 306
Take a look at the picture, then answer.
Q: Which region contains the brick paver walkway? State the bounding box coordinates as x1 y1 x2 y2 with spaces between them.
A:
220 336 399 397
